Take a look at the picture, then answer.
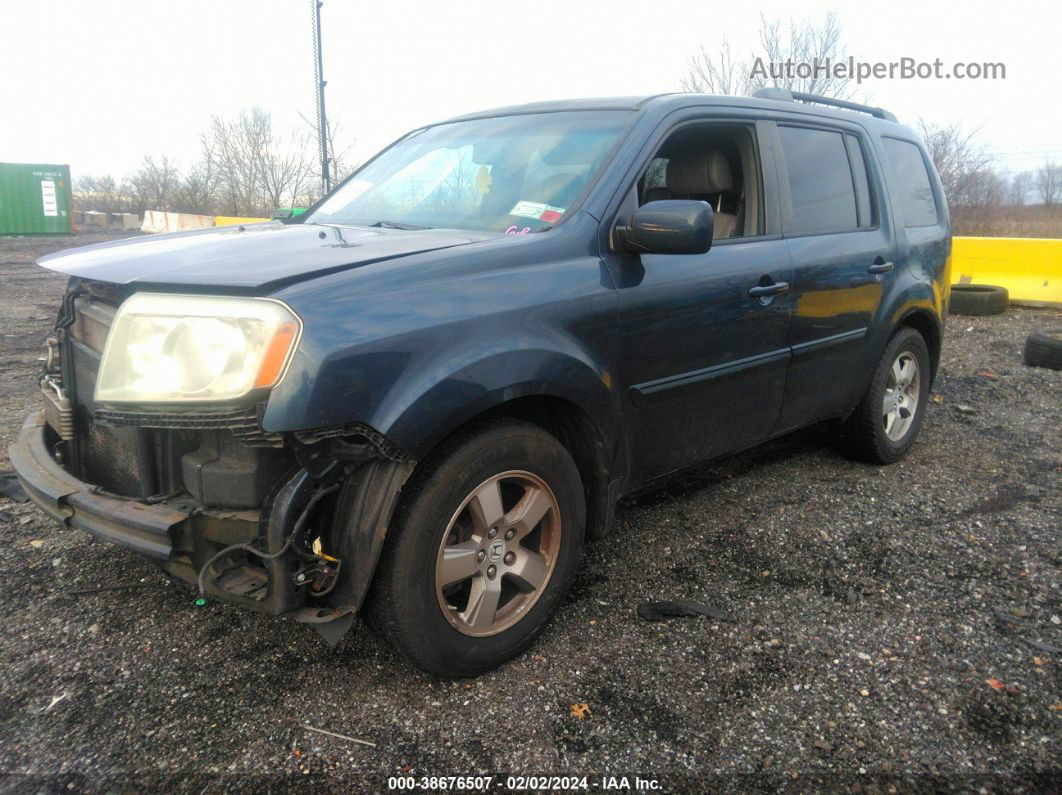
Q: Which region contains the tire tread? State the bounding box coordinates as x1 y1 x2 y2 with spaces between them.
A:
364 418 584 676
840 327 931 465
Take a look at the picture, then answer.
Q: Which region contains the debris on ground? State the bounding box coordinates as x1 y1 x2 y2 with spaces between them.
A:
300 724 377 748
41 693 67 713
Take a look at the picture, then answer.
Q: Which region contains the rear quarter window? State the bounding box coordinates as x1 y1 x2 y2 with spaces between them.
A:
882 138 939 228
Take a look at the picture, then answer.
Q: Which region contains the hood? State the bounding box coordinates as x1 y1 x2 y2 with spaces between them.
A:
37 222 492 290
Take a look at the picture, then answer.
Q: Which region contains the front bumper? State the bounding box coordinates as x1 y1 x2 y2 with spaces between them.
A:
8 410 308 616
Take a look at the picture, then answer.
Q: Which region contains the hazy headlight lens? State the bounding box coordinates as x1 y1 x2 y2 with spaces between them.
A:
96 293 300 403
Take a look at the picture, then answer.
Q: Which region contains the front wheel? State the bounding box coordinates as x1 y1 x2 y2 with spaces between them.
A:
365 419 585 676
840 327 931 464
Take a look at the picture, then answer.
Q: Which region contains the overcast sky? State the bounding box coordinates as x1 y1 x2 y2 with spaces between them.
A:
2 0 1059 180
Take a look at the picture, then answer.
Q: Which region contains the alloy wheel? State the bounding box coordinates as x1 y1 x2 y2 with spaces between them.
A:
882 351 920 442
434 470 561 637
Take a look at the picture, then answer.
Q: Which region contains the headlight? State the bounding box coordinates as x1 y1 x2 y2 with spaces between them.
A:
95 293 301 403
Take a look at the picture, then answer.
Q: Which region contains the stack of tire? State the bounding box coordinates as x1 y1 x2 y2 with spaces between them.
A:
949 284 1061 371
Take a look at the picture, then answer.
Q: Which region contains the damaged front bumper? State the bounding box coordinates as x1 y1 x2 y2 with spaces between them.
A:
10 411 339 624
10 408 415 645
11 411 188 559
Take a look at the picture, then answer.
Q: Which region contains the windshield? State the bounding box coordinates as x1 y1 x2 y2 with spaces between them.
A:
307 111 632 234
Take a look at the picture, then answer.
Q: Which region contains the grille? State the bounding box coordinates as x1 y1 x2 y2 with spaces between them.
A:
68 300 145 496
95 406 284 448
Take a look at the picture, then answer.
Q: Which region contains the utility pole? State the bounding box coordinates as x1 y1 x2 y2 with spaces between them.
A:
312 0 331 196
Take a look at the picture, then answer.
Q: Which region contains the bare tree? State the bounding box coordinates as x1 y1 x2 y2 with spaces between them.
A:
204 107 319 214
918 120 996 207
261 129 316 210
325 119 358 187
683 12 853 98
169 139 219 215
1038 160 1061 206
127 155 180 212
918 119 1008 234
172 162 218 215
206 108 271 215
73 174 129 213
1008 171 1031 207
681 38 752 96
77 107 344 218
299 112 359 202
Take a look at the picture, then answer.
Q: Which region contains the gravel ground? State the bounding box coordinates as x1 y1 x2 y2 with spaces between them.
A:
0 232 1059 792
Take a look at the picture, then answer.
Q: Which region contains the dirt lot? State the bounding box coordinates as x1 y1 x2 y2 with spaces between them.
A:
0 231 1059 792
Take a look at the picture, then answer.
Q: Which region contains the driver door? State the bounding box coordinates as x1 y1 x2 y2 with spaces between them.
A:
603 119 793 487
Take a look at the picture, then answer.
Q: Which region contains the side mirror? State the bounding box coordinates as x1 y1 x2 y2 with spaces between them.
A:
615 200 713 255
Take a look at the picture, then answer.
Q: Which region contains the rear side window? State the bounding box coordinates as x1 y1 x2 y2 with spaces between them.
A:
778 126 865 235
882 138 939 227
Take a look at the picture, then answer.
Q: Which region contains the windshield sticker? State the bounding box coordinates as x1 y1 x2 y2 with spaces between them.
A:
510 200 547 219
509 201 566 222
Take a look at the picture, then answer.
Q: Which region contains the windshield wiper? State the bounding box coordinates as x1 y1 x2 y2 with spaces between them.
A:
369 220 432 231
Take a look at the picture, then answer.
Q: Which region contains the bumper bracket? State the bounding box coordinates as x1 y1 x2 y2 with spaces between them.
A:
8 411 187 560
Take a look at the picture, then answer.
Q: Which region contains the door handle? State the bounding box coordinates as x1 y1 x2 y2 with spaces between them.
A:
868 259 894 274
748 281 790 298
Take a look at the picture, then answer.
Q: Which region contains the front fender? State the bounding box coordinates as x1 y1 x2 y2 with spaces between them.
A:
377 347 619 460
264 324 619 461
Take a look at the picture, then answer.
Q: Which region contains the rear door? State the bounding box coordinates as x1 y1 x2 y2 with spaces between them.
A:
770 121 898 434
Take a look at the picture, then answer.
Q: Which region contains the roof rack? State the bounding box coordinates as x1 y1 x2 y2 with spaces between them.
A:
752 87 897 122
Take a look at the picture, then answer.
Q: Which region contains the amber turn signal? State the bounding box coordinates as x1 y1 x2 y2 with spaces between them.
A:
254 321 299 388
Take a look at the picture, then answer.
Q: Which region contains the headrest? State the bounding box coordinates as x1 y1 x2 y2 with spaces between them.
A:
666 150 734 195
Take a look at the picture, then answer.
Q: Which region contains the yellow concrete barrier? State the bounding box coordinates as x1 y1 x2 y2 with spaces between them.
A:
952 236 1062 307
214 215 271 227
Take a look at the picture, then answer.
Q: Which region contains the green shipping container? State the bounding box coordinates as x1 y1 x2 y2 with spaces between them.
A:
0 162 73 235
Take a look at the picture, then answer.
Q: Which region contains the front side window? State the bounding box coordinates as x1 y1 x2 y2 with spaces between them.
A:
779 125 862 235
634 125 764 240
307 111 632 234
882 138 939 228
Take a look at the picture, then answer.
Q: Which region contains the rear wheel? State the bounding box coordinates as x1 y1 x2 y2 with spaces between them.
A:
840 327 931 464
365 420 585 676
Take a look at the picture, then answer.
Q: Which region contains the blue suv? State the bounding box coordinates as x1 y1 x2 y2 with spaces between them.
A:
11 90 950 675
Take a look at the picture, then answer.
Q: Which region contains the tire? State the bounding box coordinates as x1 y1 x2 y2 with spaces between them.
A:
949 284 1008 316
365 419 585 677
840 327 931 464
1023 329 1062 370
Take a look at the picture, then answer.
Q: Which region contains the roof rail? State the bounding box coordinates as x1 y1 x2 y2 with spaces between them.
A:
752 87 897 122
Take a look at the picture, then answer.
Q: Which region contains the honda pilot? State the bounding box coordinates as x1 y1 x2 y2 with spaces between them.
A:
10 90 951 675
